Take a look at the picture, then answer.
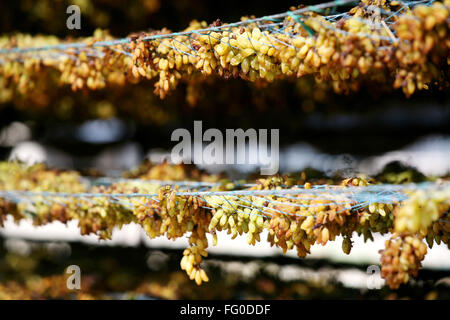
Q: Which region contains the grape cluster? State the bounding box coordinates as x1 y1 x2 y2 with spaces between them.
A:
394 187 450 234
0 0 448 103
59 37 130 92
0 161 87 226
394 186 450 251
0 161 448 289
393 2 450 95
380 235 428 289
0 162 85 196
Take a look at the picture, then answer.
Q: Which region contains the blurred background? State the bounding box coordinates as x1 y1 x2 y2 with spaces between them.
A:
0 0 449 299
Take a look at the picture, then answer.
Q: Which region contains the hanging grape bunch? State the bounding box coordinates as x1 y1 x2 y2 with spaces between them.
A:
0 0 448 108
0 161 448 289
